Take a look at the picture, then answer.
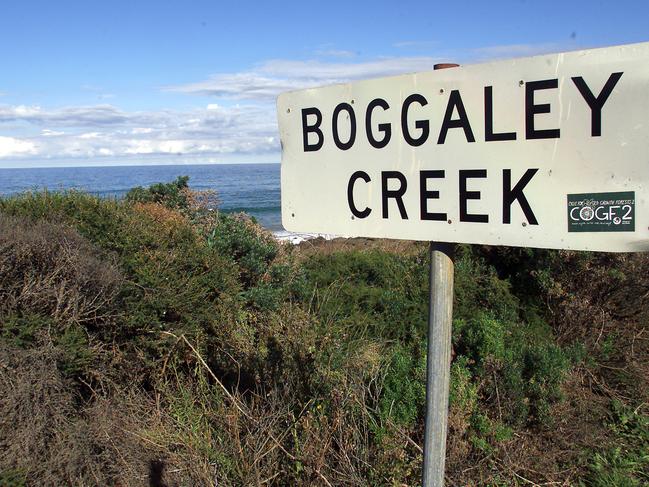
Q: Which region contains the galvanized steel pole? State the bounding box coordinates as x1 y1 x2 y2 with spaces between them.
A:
422 241 455 486
422 62 458 487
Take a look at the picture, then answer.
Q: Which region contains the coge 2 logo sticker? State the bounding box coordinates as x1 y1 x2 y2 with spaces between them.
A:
567 191 635 232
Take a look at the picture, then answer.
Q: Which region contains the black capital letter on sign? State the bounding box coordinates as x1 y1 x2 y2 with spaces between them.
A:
459 169 488 222
332 103 356 150
525 79 560 139
347 171 372 219
484 86 516 142
401 94 429 146
437 90 476 144
366 98 391 148
503 169 539 225
302 107 324 151
420 170 446 221
572 72 623 137
381 171 408 220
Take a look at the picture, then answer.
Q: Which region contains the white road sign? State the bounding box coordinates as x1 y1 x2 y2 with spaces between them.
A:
277 42 649 252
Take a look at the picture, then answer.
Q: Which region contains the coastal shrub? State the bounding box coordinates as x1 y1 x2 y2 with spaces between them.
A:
453 245 520 324
0 343 171 486
125 175 221 226
453 312 571 427
582 401 649 486
4 177 644 485
0 187 312 388
207 212 278 287
453 313 507 372
125 175 191 209
0 190 129 251
1 313 52 348
377 343 426 429
301 243 575 449
477 246 567 299
449 356 479 411
0 192 239 374
0 213 122 328
450 247 574 428
302 249 428 341
207 213 308 311
0 469 27 487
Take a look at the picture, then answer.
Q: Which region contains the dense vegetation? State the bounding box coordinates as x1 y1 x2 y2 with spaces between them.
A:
0 177 647 486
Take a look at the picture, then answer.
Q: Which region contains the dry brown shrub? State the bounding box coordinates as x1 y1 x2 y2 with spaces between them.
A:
0 343 164 486
181 187 220 213
0 214 122 326
551 252 649 401
132 202 189 233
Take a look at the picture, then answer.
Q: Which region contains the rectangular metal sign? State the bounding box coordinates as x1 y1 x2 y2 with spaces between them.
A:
277 42 649 252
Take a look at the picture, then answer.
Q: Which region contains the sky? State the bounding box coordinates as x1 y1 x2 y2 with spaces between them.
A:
1 0 648 168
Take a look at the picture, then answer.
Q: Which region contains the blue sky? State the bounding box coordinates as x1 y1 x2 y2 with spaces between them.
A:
1 0 648 167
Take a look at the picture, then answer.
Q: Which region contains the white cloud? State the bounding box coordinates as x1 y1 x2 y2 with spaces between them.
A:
0 104 132 126
166 43 570 103
0 136 37 158
41 129 65 137
79 132 103 139
0 101 279 161
167 57 440 101
12 105 42 116
131 127 154 134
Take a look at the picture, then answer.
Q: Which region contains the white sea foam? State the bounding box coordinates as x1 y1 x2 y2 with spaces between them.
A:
273 230 340 245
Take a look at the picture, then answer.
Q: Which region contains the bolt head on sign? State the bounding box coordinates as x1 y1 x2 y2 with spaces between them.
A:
277 42 649 252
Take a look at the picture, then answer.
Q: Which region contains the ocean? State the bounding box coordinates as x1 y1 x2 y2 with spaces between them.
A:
0 163 284 233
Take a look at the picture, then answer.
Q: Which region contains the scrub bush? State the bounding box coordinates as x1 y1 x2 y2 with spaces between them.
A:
125 175 191 209
302 249 428 341
377 343 427 429
582 402 649 486
2 177 644 486
0 213 122 327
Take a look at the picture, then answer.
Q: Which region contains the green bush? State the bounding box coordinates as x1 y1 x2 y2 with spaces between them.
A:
0 469 27 487
0 190 130 253
453 313 506 371
0 313 48 348
454 245 520 324
302 249 428 341
449 356 478 412
582 402 649 486
207 213 277 285
378 343 426 428
453 312 570 427
206 213 306 311
125 175 190 209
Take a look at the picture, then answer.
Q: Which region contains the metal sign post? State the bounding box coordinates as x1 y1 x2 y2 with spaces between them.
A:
422 63 458 487
422 241 455 486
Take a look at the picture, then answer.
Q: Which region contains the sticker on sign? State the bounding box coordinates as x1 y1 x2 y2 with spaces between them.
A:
277 42 649 252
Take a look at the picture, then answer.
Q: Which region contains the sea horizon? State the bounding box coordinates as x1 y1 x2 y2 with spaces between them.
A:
0 162 284 233
0 160 280 170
